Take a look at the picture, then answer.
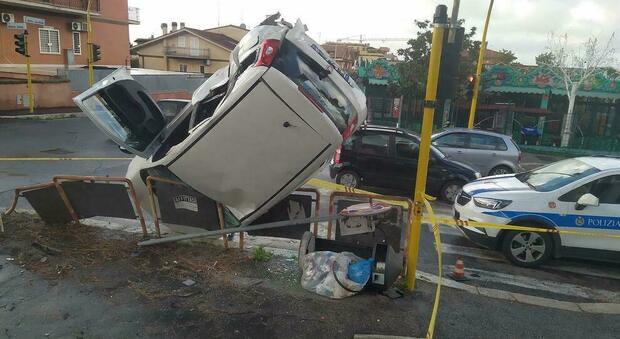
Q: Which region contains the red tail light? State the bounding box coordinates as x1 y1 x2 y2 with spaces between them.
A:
333 146 342 164
342 116 358 140
255 39 280 67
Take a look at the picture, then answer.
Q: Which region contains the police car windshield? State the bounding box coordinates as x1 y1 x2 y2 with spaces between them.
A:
516 158 600 192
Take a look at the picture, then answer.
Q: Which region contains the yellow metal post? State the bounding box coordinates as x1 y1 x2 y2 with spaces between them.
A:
25 31 33 113
86 0 94 86
467 0 494 129
406 5 447 291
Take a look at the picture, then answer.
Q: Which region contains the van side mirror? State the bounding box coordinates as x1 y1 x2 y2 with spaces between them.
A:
575 193 599 210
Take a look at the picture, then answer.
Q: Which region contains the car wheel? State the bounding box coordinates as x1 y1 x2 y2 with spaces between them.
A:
336 170 360 188
440 180 463 203
489 165 513 176
501 230 552 267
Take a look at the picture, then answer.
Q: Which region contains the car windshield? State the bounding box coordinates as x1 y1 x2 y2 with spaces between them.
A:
516 158 600 192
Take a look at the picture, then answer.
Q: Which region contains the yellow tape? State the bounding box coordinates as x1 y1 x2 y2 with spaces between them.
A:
423 198 441 339
306 178 411 208
0 157 132 161
432 217 620 239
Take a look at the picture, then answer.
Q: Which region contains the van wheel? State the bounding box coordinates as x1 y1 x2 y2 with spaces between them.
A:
440 180 463 203
489 165 513 176
336 170 360 188
501 230 552 267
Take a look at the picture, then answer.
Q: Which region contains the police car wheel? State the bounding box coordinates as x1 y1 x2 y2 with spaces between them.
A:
502 230 552 267
336 170 360 188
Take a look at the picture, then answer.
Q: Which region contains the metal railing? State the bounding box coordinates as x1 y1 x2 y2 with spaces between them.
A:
25 0 101 12
165 46 210 59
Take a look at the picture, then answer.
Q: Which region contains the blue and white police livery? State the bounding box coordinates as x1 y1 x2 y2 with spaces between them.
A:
454 156 620 267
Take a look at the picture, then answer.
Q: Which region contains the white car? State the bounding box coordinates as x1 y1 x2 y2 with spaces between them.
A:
454 156 620 267
73 15 367 225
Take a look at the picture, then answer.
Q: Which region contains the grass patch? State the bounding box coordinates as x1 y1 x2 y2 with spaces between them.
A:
250 246 273 262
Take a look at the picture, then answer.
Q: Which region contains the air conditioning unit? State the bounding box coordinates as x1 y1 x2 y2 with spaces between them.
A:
71 21 87 31
1 13 15 24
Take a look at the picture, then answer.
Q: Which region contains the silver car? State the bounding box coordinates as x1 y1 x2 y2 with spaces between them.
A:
431 128 522 177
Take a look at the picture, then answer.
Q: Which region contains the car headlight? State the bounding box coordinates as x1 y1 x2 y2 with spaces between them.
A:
473 197 511 210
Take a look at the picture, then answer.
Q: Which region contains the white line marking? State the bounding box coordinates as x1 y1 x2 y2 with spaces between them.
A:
441 243 507 262
446 265 620 302
416 270 620 314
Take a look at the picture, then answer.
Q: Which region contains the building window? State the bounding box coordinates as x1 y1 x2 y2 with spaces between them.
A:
179 64 188 72
72 32 81 55
200 65 205 73
178 36 186 48
39 28 61 54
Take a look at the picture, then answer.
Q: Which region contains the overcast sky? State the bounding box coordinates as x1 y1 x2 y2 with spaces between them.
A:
128 0 619 66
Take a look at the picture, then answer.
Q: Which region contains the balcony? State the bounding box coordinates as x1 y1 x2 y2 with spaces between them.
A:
165 46 210 59
0 0 100 14
128 6 140 24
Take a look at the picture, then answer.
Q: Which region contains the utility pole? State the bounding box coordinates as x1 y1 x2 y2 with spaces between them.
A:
406 5 447 291
86 0 94 86
14 31 33 113
467 0 494 128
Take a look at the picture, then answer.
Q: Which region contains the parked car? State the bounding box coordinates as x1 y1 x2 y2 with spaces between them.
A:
156 99 191 122
329 125 481 202
431 128 522 176
455 156 620 267
73 14 367 225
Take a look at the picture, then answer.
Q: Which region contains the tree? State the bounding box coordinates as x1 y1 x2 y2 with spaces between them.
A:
538 32 616 147
535 52 555 66
397 19 479 101
496 49 518 64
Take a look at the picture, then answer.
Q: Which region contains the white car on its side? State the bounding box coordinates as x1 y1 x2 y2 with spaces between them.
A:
454 156 620 267
73 14 367 225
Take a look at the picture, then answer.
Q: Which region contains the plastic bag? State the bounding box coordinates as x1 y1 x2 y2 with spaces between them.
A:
300 251 368 299
348 258 375 284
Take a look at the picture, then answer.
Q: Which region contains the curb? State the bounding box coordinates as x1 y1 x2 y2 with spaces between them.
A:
0 112 84 120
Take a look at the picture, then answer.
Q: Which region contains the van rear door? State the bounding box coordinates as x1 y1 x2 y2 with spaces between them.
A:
73 68 167 158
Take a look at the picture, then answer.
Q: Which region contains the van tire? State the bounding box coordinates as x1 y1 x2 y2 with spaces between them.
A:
440 180 463 203
489 165 513 176
336 170 360 188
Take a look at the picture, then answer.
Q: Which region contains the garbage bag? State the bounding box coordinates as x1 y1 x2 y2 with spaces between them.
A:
348 258 375 284
300 251 367 299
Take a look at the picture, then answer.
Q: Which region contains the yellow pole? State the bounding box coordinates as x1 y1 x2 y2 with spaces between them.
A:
467 0 494 129
25 31 33 113
86 0 94 86
406 5 447 291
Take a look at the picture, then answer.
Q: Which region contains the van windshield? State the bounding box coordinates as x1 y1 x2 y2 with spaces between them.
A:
273 41 354 132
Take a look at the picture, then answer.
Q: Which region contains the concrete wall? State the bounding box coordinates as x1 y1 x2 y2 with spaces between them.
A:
0 81 74 111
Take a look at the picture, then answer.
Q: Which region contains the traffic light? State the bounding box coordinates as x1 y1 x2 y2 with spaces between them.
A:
14 32 27 56
466 75 476 100
91 43 102 62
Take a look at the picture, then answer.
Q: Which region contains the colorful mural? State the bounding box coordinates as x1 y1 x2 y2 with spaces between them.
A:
481 64 620 100
357 59 399 86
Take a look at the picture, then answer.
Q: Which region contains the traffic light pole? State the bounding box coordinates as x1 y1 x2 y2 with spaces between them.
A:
26 52 33 113
467 0 494 129
406 5 447 291
86 0 94 86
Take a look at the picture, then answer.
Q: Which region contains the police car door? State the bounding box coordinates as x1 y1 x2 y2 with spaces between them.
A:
557 174 620 251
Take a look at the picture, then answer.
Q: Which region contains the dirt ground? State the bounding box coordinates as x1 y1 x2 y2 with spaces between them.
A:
0 213 433 338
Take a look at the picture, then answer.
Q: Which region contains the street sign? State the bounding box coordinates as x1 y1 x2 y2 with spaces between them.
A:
7 22 27 30
24 16 45 26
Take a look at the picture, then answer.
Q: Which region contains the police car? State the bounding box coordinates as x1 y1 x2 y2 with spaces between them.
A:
454 156 620 267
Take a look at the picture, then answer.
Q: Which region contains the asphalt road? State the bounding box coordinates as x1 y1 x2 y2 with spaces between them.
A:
1 117 620 337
